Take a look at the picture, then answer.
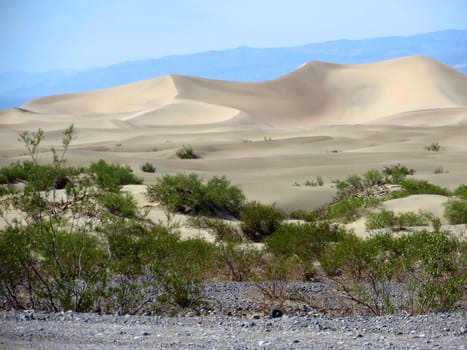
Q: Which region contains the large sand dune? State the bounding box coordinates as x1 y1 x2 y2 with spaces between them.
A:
1 55 466 217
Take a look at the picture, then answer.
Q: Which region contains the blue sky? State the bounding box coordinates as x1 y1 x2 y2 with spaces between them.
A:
1 0 466 73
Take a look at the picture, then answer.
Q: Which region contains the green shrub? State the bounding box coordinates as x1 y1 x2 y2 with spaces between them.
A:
382 163 415 184
363 169 384 187
0 161 83 191
326 197 380 223
99 192 138 218
188 216 243 242
289 209 322 222
390 179 451 198
89 159 142 191
265 222 349 278
141 162 156 173
366 209 433 231
176 145 200 159
444 199 467 224
240 202 286 241
336 174 365 199
365 209 398 231
214 242 265 281
320 230 465 315
147 173 245 218
454 184 467 199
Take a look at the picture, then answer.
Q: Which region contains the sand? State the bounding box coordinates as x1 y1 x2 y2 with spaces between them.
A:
1 55 466 232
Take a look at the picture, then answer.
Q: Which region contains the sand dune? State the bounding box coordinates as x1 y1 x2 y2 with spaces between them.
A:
0 56 466 217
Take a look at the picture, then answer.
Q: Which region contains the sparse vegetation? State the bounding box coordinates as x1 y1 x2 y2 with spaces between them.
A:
425 141 441 151
240 202 286 242
147 173 245 218
141 162 156 173
176 145 200 159
366 209 435 231
454 184 467 199
444 199 467 224
89 159 142 191
390 179 451 198
1 132 465 317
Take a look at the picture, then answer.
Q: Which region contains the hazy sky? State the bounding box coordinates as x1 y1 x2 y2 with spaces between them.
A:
1 0 466 73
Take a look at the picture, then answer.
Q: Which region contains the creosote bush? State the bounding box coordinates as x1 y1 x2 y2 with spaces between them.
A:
147 173 245 218
425 141 441 152
240 201 286 242
176 145 200 159
444 199 467 224
141 162 156 173
366 209 435 231
89 159 142 191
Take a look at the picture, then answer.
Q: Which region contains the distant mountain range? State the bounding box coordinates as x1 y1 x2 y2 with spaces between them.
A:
1 29 466 110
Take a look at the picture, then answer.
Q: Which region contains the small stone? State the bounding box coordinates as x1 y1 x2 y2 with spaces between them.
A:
270 309 283 318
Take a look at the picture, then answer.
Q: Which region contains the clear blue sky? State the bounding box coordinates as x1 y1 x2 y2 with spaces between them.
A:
1 0 466 73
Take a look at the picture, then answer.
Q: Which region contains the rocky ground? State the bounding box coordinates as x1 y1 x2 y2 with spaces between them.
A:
1 282 465 349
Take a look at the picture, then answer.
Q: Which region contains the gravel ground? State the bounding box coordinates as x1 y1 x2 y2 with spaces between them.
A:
1 282 465 349
1 310 465 349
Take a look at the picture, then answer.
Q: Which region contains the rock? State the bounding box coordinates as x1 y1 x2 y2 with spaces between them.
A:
270 309 283 318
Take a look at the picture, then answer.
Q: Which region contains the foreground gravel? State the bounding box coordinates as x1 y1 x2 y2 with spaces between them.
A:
1 310 465 349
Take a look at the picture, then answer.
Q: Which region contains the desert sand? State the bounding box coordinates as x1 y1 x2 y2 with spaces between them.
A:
1 55 466 236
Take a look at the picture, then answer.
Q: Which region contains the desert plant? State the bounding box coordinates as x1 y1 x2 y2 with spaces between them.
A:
320 230 465 315
147 173 245 218
434 166 444 174
176 145 200 159
366 209 434 231
453 184 467 199
141 162 156 173
265 222 349 278
425 142 441 151
99 192 139 218
89 159 142 191
390 179 451 198
444 199 467 224
188 216 243 242
240 202 286 241
382 163 415 184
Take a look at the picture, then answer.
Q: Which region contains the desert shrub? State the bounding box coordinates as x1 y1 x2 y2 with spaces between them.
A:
390 179 451 198
425 142 441 151
103 221 216 314
0 223 108 312
453 184 467 199
188 216 243 242
240 202 286 241
141 162 156 173
444 199 467 224
434 166 444 174
289 209 323 222
382 163 415 184
147 173 245 218
335 174 365 199
0 161 83 191
89 159 142 191
363 169 384 187
365 209 398 231
265 222 349 278
99 192 138 218
320 230 465 315
366 209 434 231
326 197 380 223
214 242 265 281
176 145 200 159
